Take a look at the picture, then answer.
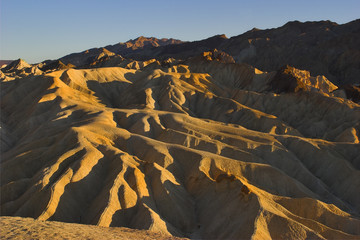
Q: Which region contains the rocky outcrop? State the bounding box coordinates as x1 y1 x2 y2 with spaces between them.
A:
1 59 31 72
269 65 338 94
40 60 75 72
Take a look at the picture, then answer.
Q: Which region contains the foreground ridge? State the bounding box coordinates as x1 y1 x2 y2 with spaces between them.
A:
0 216 185 240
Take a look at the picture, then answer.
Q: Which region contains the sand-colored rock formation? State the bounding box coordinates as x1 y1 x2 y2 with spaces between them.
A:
1 54 359 239
1 59 43 79
1 59 31 72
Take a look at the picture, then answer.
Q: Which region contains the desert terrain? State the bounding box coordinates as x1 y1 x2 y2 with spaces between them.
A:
1 20 360 239
0 216 184 240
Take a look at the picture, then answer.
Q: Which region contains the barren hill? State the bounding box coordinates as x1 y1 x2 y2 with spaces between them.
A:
1 47 360 239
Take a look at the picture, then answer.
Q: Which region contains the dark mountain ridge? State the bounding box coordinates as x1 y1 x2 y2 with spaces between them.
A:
55 19 359 86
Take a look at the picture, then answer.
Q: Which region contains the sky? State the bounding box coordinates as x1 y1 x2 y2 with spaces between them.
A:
1 0 359 63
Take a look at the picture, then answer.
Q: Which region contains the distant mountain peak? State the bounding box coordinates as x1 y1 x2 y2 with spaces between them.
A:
211 34 228 39
250 27 260 32
283 19 338 28
218 34 228 39
2 58 31 72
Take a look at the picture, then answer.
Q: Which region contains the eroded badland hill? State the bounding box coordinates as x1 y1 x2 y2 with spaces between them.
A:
1 20 360 240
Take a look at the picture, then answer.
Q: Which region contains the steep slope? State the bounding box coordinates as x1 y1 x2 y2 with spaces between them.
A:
1 56 359 239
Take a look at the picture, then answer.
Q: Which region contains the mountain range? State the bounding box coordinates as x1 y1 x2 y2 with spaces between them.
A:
54 19 360 86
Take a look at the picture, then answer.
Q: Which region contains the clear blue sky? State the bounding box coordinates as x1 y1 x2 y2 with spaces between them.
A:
1 0 359 63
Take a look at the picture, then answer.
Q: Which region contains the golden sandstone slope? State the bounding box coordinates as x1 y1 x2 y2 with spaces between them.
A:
1 51 360 239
